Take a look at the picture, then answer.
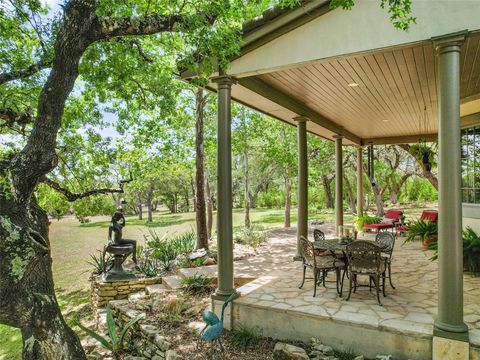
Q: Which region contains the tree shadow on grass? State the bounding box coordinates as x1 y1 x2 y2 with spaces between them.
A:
56 288 93 325
80 214 188 228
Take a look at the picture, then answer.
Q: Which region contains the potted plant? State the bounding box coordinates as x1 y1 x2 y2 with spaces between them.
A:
428 227 480 275
355 214 379 232
462 227 480 274
405 220 438 247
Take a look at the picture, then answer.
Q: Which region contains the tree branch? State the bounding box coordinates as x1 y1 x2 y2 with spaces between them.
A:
98 14 187 38
0 61 51 86
0 108 34 128
41 176 124 202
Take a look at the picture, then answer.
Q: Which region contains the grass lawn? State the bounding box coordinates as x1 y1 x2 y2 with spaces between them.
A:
0 204 432 359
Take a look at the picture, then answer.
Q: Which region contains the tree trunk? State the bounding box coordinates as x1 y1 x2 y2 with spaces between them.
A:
322 175 334 209
138 203 143 220
195 88 208 249
398 144 438 190
146 197 153 223
1 199 87 360
372 183 385 217
284 176 292 228
344 174 356 214
191 177 196 212
174 193 178 213
205 169 213 240
184 187 189 213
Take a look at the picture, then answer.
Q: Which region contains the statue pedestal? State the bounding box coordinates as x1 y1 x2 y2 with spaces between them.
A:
102 244 136 282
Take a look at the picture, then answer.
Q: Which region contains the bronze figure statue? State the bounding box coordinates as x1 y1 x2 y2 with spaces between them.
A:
102 206 137 282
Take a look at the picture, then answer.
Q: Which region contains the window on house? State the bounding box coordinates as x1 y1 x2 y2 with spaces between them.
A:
461 126 480 204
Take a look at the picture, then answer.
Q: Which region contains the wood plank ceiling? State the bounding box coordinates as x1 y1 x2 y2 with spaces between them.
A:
240 32 480 143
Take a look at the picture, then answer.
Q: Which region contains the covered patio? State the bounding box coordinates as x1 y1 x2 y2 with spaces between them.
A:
183 1 480 358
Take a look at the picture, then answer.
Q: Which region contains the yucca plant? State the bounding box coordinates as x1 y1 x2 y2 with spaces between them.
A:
170 231 196 255
145 230 178 271
88 250 113 275
76 304 145 360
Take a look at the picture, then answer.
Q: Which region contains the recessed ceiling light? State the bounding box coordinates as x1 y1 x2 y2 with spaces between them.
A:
348 83 359 87
382 119 389 122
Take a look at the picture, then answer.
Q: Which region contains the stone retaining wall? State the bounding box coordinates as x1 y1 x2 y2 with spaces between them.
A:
90 275 161 318
110 299 178 360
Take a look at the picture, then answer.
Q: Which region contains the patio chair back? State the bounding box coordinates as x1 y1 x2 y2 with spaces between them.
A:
420 210 438 222
375 232 396 256
346 240 384 274
385 209 403 222
300 236 315 267
313 229 325 242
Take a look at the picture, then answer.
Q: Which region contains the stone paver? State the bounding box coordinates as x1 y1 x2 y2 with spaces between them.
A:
231 224 480 346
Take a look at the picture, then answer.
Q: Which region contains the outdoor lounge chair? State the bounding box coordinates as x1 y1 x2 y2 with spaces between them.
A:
299 236 345 297
395 210 438 235
345 240 387 305
363 209 403 233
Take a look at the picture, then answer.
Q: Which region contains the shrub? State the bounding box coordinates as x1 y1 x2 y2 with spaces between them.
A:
232 324 260 349
180 274 215 296
405 220 437 243
170 231 196 255
146 230 178 271
234 225 267 249
355 214 379 230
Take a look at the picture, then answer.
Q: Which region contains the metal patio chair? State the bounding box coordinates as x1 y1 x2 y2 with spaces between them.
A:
299 236 344 297
345 240 387 305
375 232 396 289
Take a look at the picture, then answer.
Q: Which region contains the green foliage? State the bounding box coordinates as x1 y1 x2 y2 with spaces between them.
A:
180 274 215 296
355 214 379 230
36 184 70 219
88 250 113 275
405 220 437 243
146 231 178 271
462 227 480 274
231 324 260 349
234 225 267 249
403 177 438 203
170 231 196 255
76 304 145 357
335 348 357 360
145 230 196 270
429 227 480 274
72 196 116 223
136 257 162 277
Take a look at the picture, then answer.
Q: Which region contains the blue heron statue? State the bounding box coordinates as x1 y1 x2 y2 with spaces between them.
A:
200 293 237 359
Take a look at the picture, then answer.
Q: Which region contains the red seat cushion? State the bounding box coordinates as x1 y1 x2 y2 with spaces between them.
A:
364 223 394 229
395 225 408 231
420 211 438 222
384 210 402 222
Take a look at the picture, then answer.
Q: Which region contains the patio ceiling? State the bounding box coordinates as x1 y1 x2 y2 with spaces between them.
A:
226 32 480 145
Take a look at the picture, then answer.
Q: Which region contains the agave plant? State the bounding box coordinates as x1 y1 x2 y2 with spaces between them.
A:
76 304 145 360
88 250 113 275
